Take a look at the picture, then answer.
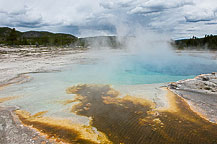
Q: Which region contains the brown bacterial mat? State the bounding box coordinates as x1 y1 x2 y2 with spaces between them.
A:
16 84 217 144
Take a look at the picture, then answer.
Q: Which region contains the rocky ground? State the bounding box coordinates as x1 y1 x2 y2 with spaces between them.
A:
0 107 54 144
169 73 217 123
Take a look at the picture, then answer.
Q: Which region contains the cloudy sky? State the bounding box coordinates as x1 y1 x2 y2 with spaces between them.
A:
0 0 217 39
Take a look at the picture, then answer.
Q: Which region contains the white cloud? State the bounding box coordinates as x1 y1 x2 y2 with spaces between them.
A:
129 0 193 14
0 0 217 38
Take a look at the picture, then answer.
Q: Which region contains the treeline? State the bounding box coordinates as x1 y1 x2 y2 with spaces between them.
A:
173 35 217 50
0 27 79 47
0 27 122 48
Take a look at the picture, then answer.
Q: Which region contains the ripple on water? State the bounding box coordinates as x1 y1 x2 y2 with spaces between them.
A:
16 84 217 144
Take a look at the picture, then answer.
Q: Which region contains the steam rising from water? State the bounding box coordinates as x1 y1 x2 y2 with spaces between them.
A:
83 26 217 81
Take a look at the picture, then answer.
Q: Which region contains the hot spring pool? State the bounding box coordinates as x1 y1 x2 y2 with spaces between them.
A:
1 51 217 114
29 51 217 85
1 50 217 143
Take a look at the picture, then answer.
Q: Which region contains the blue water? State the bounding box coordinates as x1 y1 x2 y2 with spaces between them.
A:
1 51 217 116
42 53 217 85
53 63 193 85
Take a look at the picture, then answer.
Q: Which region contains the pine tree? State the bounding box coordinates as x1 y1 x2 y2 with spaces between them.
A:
7 28 17 45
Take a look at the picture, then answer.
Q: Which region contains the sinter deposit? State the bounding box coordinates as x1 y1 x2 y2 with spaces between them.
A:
169 73 217 123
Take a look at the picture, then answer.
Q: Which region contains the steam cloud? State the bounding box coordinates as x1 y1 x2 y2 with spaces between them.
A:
80 22 217 80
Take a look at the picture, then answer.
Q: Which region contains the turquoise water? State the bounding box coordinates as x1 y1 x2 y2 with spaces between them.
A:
1 51 217 115
43 53 217 85
53 63 194 85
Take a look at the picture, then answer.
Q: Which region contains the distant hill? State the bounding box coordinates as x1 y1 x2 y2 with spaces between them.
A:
0 27 78 46
4 27 215 50
0 27 123 48
79 36 123 48
172 35 217 50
